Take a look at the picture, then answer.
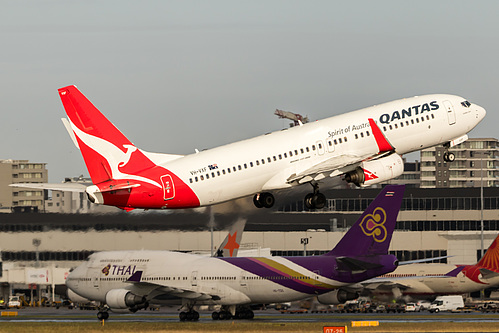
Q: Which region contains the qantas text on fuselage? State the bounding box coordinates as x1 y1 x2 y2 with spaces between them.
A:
54 86 485 211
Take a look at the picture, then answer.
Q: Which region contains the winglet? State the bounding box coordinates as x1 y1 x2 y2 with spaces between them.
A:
368 118 394 153
127 271 143 283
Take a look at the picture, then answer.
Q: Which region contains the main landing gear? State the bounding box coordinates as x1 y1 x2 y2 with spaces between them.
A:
253 192 275 208
212 307 254 320
179 310 200 321
304 183 326 210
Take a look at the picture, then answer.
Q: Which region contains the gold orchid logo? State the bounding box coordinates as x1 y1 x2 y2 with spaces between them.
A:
359 207 387 243
102 264 111 276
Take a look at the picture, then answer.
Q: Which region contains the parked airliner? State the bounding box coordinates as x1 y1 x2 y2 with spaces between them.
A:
47 86 485 211
66 185 404 321
363 234 499 300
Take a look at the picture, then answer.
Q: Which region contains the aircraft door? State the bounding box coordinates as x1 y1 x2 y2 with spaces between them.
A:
444 100 456 125
91 271 100 290
326 138 335 153
240 271 247 287
160 175 175 201
191 271 198 287
316 141 325 155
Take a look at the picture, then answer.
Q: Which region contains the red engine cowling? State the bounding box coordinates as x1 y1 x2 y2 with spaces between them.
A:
345 153 404 187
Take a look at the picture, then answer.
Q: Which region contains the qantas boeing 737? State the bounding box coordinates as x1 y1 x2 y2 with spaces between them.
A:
66 185 404 321
16 86 485 211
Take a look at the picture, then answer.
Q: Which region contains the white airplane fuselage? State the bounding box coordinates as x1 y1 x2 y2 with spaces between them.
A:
370 263 499 299
67 251 349 306
140 94 485 207
58 87 485 210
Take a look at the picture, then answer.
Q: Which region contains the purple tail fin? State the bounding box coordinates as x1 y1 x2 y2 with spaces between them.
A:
326 185 405 257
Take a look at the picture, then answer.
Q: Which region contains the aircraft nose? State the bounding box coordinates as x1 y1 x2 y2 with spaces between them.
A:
66 264 84 290
476 105 487 121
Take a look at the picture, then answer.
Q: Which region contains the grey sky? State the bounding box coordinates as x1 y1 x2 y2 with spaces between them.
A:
1 1 498 181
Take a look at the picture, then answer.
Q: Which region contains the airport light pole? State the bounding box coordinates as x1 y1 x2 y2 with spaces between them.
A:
301 238 309 256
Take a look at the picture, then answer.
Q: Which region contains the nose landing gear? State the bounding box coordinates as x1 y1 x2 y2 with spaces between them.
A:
443 151 455 162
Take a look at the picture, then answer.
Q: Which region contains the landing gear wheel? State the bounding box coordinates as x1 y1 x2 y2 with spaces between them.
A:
253 194 263 208
304 193 314 209
211 311 220 320
304 192 326 210
443 152 455 162
253 192 275 208
312 193 326 209
180 310 199 321
97 311 109 320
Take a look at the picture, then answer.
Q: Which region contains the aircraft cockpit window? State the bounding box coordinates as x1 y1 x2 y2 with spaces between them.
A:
461 101 471 107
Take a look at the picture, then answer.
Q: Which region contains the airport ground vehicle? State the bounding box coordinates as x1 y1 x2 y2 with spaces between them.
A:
429 295 464 313
7 296 21 309
404 303 420 312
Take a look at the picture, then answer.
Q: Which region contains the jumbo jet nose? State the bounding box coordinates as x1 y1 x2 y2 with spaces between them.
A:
66 263 85 291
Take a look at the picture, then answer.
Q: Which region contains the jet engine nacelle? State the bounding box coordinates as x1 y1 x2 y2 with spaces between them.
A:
105 289 148 311
317 289 360 305
345 153 404 187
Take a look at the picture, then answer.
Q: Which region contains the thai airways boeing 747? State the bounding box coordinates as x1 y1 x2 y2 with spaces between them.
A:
66 185 404 321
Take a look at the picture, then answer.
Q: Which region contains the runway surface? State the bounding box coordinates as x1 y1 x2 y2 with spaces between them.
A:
2 306 499 324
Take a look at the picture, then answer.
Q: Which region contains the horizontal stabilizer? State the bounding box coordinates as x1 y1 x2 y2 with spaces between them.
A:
399 255 452 265
97 182 141 193
479 268 499 279
10 182 87 192
61 118 79 149
336 257 384 274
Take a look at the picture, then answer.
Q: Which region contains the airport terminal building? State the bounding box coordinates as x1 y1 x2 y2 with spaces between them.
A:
0 186 498 301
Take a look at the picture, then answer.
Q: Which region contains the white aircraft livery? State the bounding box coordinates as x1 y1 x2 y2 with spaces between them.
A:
66 185 405 321
55 86 485 210
363 234 499 300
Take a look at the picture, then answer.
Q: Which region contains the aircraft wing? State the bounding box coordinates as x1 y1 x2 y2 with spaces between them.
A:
286 153 369 184
266 119 395 188
9 182 87 192
361 278 412 291
126 271 250 304
335 257 384 274
126 271 214 301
